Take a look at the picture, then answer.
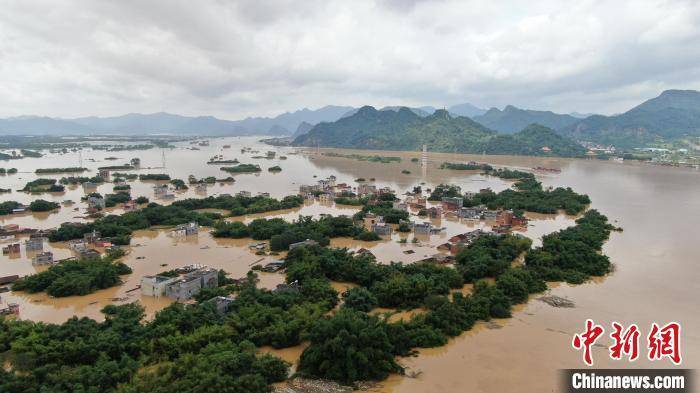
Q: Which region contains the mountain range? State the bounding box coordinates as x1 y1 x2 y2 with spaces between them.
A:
293 106 585 156
1 89 699 151
0 106 354 136
472 105 580 134
560 89 700 148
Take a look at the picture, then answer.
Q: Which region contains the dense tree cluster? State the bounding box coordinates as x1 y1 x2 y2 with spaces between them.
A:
220 164 261 173
1 200 60 215
138 173 171 181
353 201 409 224
464 179 591 215
482 167 535 180
12 256 132 297
525 210 615 283
35 167 87 174
456 234 532 282
440 162 494 171
48 203 219 245
428 184 462 200
20 178 65 193
172 194 303 216
213 215 372 251
0 302 288 393
59 175 104 185
105 193 132 208
28 199 60 212
0 201 21 215
285 246 462 309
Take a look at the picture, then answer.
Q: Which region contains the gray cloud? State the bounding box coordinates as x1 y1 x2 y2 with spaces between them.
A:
1 0 699 118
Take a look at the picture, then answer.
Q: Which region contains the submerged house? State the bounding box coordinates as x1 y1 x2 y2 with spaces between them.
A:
156 268 219 302
32 251 54 265
170 222 199 237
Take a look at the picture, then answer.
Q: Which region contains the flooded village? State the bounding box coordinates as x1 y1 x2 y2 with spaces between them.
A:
1 136 699 392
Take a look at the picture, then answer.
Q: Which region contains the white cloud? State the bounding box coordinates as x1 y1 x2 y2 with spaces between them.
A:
1 0 699 118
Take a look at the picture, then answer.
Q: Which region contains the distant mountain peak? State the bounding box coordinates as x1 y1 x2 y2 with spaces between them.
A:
430 109 452 119
473 105 578 134
561 89 700 148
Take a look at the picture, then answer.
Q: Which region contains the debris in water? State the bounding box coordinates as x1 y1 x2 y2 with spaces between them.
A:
537 295 575 308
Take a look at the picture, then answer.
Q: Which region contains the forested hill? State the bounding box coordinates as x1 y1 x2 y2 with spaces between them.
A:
561 89 700 148
293 106 585 157
473 105 579 134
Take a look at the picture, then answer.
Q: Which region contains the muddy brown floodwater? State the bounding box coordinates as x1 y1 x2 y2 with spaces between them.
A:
1 137 698 392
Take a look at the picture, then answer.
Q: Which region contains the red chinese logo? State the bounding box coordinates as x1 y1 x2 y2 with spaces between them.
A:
572 320 682 366
572 319 605 366
648 322 682 365
609 322 640 361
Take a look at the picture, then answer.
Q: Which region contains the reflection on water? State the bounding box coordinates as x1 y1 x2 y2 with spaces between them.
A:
2 137 699 392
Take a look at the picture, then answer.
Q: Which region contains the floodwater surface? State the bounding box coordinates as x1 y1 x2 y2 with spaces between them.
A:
1 137 698 392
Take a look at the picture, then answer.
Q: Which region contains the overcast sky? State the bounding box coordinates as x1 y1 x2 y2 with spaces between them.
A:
1 0 699 119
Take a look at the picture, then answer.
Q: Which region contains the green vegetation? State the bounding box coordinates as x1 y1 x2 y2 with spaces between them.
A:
334 196 366 206
354 201 409 224
28 199 60 212
111 172 138 180
483 167 534 180
98 165 134 170
207 159 239 164
188 175 234 184
401 169 411 174
0 152 20 160
20 178 65 193
464 178 590 215
440 162 493 171
220 164 262 173
429 174 590 215
0 302 288 392
113 184 131 192
525 210 615 284
12 255 132 297
92 144 157 151
139 173 171 181
0 167 18 174
323 152 402 163
48 203 220 245
295 107 585 157
105 193 131 207
169 179 188 190
428 184 462 200
135 196 149 204
299 309 402 383
35 167 87 174
342 287 378 312
473 105 579 134
561 90 700 148
268 165 282 172
213 215 373 251
0 201 22 215
2 200 59 213
20 149 43 157
172 194 303 216
456 234 532 282
59 175 104 185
